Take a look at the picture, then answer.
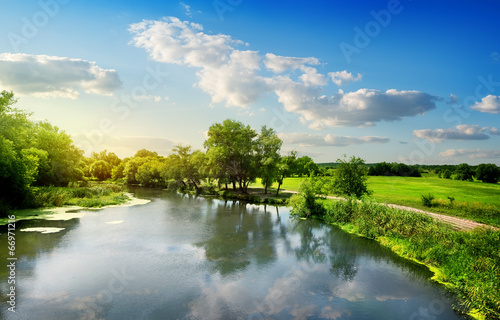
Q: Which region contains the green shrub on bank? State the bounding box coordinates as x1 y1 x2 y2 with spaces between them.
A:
31 185 128 208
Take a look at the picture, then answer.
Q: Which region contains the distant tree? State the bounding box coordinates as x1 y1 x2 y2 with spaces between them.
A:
295 156 319 177
455 163 474 181
256 126 282 194
123 157 148 184
91 150 121 167
475 164 500 183
276 151 297 195
332 155 371 198
134 149 158 158
90 160 112 181
136 159 164 186
442 169 452 179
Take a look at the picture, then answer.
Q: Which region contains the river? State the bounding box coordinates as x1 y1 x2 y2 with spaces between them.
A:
0 188 467 319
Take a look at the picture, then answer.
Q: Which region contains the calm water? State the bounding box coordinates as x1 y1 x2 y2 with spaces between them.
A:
1 188 467 320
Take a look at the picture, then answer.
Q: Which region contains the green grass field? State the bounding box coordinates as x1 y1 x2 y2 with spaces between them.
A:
258 174 500 227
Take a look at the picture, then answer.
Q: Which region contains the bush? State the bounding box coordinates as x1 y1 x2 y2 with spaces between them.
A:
421 193 435 207
332 155 371 198
289 179 326 218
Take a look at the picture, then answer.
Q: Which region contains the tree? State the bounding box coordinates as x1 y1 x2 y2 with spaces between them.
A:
204 119 257 192
475 164 500 183
166 145 206 191
256 126 282 194
295 156 319 177
136 159 164 186
332 155 371 198
276 151 297 195
134 149 158 158
34 121 84 185
90 160 112 181
455 163 474 181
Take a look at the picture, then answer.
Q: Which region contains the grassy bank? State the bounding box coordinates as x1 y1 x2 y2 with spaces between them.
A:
0 184 130 224
32 184 129 208
291 197 500 319
265 175 500 227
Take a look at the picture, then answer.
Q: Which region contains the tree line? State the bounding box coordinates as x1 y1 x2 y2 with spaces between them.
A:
84 119 317 194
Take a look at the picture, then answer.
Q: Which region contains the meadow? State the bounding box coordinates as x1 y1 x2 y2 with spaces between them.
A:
266 173 500 227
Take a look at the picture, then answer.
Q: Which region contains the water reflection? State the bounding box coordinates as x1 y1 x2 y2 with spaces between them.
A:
0 188 466 320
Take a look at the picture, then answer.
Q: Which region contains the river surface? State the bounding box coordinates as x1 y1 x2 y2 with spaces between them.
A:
1 188 467 320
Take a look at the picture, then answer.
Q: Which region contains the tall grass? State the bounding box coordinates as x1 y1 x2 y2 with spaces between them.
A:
291 198 500 319
32 185 128 208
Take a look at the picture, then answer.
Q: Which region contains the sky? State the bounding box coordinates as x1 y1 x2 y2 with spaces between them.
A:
1 0 499 164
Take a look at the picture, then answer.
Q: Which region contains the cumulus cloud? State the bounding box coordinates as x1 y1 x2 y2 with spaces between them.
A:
129 17 438 128
279 132 390 147
413 125 496 142
272 86 437 128
0 53 121 99
329 70 362 86
263 53 320 73
470 95 500 114
439 148 500 159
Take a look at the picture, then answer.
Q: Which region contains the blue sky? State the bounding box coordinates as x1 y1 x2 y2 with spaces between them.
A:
1 0 499 164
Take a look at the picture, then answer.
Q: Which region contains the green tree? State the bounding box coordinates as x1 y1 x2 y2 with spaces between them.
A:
34 121 83 185
332 155 371 198
288 179 326 218
475 163 500 183
295 156 319 177
204 119 257 192
90 160 112 181
134 149 158 158
136 159 164 186
256 126 282 194
123 157 148 184
455 163 474 181
276 151 297 195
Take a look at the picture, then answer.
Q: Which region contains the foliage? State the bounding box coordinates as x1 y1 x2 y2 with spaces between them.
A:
275 151 297 195
332 155 371 198
288 179 326 218
31 185 127 208
256 126 282 193
368 162 421 177
454 163 474 181
475 163 500 183
420 193 435 207
295 156 319 177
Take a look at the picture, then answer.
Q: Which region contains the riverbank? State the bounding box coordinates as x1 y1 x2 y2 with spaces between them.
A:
290 197 499 320
0 190 150 226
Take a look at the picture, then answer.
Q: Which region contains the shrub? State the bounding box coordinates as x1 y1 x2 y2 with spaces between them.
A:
421 193 435 207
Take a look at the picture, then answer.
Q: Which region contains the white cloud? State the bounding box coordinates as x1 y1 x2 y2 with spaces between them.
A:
263 53 320 73
439 148 500 159
272 86 437 128
413 124 493 142
180 2 192 17
129 17 438 127
279 132 390 147
329 70 362 86
0 53 121 99
471 95 500 114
